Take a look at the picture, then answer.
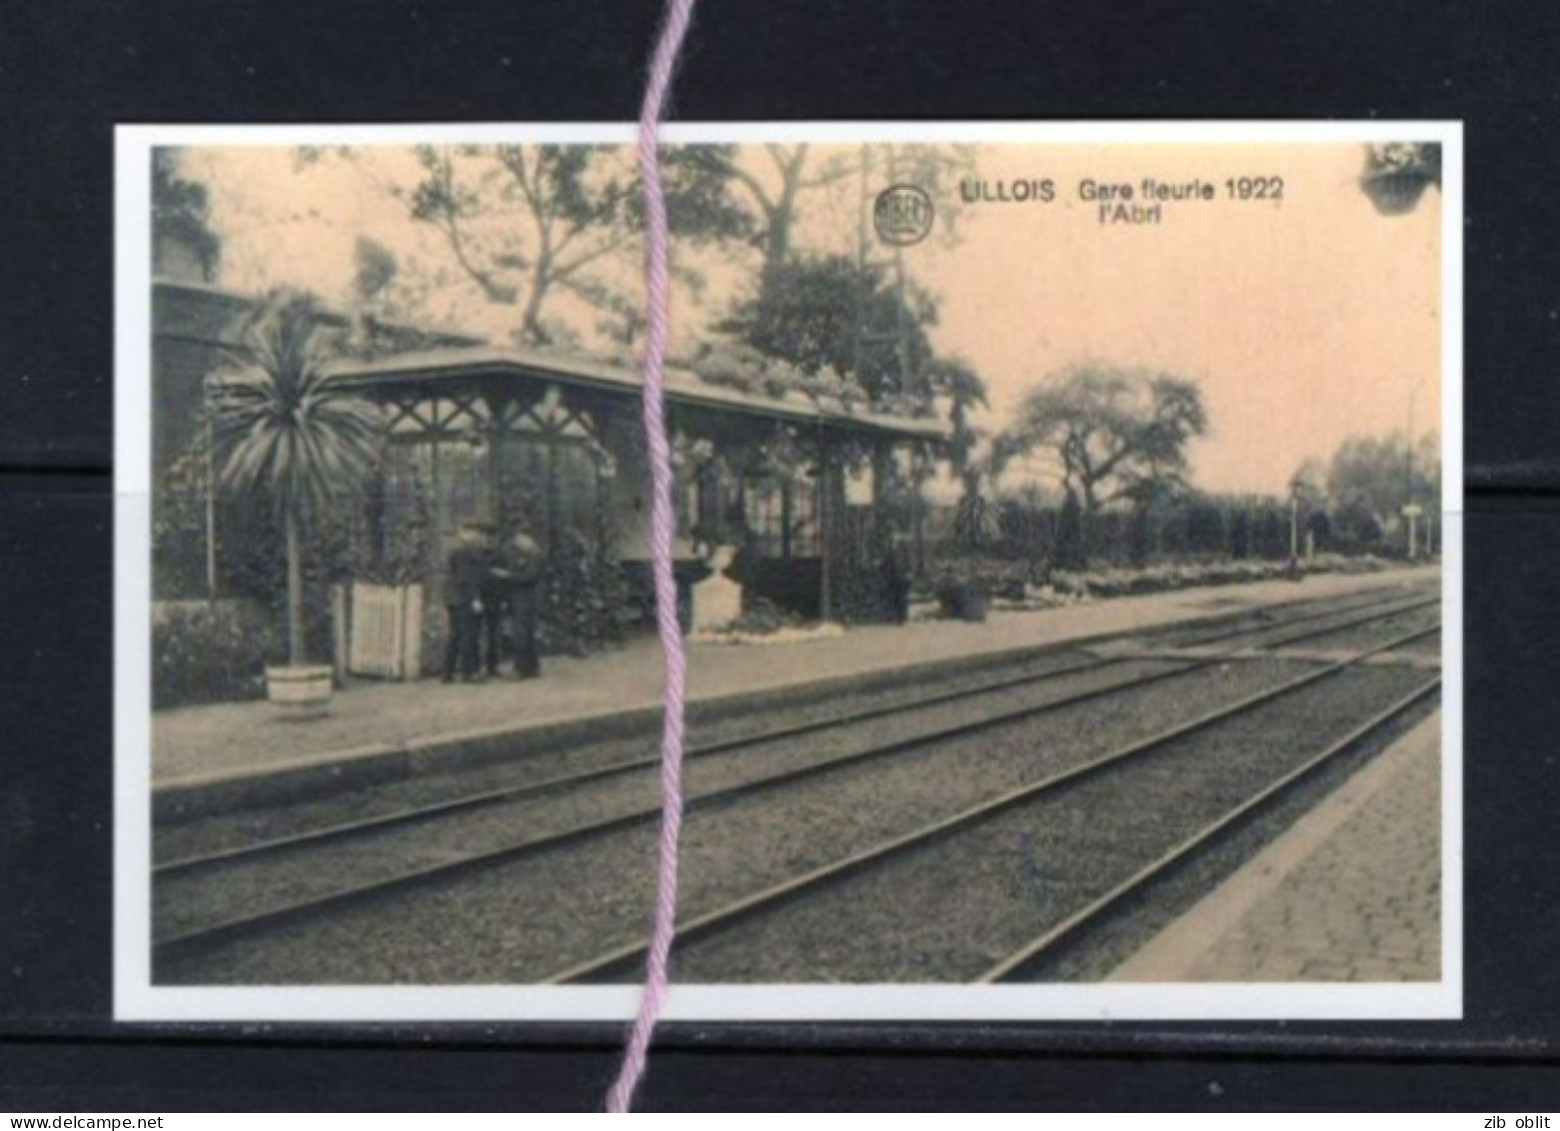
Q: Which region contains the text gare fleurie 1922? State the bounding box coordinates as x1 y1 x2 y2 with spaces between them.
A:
960 176 1285 225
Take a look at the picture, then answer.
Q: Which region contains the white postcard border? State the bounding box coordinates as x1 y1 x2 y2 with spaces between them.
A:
115 119 1464 1023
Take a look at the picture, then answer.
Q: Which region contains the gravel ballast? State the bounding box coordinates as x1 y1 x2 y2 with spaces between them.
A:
1163 587 1427 649
158 656 1319 984
153 646 1104 864
153 655 1192 940
154 584 1434 863
1226 596 1436 652
665 664 1436 983
1275 606 1440 655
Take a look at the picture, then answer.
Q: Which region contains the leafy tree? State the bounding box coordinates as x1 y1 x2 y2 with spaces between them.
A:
1054 488 1086 571
717 257 992 556
719 254 941 409
1289 458 1327 506
1255 507 1286 560
415 144 750 343
718 255 985 403
1128 503 1154 567
1184 497 1226 557
206 289 383 666
1308 509 1333 552
352 235 399 304
1326 431 1439 525
1287 457 1328 556
999 362 1209 517
704 143 979 281
1334 498 1385 555
929 356 989 475
689 338 867 409
153 148 222 281
315 144 750 346
1229 507 1253 559
932 356 995 550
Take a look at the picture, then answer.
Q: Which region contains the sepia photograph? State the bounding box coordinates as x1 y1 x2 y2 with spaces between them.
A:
115 123 1461 1020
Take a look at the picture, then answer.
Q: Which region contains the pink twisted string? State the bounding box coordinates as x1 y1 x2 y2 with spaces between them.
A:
604 0 699 1112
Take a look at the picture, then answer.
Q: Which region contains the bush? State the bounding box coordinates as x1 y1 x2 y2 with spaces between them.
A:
152 601 282 709
1055 490 1086 570
723 597 805 636
934 571 990 622
540 527 632 656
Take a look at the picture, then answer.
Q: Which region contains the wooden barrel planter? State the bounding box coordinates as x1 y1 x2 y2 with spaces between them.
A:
265 663 334 719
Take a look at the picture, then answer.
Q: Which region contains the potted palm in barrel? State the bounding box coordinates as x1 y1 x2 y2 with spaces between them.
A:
206 289 382 718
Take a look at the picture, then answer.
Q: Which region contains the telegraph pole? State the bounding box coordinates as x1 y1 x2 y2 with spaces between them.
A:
853 146 926 567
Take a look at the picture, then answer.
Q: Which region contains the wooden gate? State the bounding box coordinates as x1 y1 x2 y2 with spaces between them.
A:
347 582 424 680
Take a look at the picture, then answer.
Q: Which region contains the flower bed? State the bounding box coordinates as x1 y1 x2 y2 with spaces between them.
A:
963 553 1393 614
691 622 847 647
689 597 847 647
153 599 282 709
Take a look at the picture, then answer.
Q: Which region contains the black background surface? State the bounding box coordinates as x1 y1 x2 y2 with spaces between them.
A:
2 0 1558 1111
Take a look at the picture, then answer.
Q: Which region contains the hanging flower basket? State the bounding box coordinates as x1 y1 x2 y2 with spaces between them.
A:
1361 169 1433 216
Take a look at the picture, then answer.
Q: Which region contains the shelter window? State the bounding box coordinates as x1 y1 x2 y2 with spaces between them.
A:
741 475 820 560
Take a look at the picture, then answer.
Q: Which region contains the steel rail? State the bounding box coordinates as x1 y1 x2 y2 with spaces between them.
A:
154 595 1437 967
156 586 1434 879
155 657 1202 964
1166 585 1432 649
154 650 1117 880
1145 583 1427 650
547 621 1439 985
1215 595 1438 652
979 675 1440 982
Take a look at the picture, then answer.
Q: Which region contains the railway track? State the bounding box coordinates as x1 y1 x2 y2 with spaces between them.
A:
157 583 1432 872
157 581 1430 863
978 677 1436 982
152 585 1439 980
551 621 1438 984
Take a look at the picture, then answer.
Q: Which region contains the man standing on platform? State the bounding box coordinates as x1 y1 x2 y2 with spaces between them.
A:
475 521 507 678
491 529 545 679
883 530 913 625
441 520 489 683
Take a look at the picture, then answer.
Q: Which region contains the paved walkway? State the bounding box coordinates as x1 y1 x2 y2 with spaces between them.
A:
152 566 1436 787
1110 709 1442 982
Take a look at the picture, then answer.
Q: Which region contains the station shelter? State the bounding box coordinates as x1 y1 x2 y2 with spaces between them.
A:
322 345 946 628
151 276 945 671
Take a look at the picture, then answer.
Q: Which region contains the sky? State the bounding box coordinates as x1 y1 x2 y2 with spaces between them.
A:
179 140 1442 498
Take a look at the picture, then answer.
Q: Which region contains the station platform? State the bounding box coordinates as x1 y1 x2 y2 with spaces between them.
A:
1109 709 1443 982
150 565 1437 814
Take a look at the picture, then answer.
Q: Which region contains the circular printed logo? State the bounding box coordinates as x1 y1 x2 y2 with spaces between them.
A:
873 184 934 246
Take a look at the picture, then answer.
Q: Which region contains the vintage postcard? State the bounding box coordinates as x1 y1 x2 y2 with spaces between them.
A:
115 121 1462 1021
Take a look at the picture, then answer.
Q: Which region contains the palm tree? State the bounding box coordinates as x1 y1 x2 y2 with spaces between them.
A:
206 288 382 667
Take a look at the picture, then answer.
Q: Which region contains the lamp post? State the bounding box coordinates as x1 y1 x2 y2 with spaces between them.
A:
203 383 218 599
1403 375 1432 561
1286 471 1310 579
1405 382 1416 560
1289 481 1300 570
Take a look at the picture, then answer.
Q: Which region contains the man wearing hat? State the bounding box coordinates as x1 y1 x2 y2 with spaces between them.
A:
489 528 545 679
441 519 490 683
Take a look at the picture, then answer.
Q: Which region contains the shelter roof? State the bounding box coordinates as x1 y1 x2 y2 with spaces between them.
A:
323 345 949 443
